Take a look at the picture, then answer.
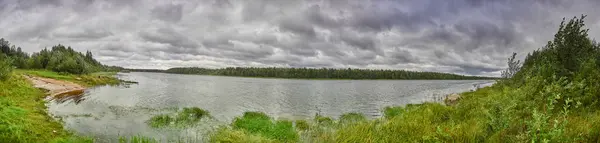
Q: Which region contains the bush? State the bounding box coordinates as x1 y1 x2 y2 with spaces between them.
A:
0 54 13 80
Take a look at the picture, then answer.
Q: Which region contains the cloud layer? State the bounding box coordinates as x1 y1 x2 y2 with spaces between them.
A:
1 0 599 76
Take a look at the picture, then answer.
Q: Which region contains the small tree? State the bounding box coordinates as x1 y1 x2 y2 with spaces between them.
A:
501 52 521 79
0 54 13 80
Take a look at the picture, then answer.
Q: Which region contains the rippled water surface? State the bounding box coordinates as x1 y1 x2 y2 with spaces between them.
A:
48 72 494 141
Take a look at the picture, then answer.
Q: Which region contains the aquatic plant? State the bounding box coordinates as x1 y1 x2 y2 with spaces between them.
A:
338 112 366 124
314 114 333 125
295 120 310 131
383 106 405 119
227 111 299 142
146 107 210 128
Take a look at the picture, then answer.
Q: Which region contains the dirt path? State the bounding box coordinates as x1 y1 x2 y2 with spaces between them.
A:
23 75 86 98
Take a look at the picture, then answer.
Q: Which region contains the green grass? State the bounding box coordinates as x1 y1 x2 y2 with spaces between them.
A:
214 112 299 142
0 73 91 142
146 107 210 128
338 112 366 124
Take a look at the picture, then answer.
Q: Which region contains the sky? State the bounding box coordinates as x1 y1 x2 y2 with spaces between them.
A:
1 0 600 77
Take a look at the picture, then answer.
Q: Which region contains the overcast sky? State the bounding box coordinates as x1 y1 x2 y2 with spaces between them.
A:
1 0 599 77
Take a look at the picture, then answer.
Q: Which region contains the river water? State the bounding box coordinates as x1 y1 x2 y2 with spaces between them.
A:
47 72 494 142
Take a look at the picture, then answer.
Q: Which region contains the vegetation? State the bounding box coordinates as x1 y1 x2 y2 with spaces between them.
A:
0 73 93 142
129 67 495 80
0 53 13 80
211 112 299 142
0 39 127 142
208 15 600 142
0 38 122 75
147 107 210 128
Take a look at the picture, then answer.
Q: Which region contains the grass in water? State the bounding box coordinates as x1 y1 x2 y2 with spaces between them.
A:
147 107 210 128
210 112 299 142
338 112 366 124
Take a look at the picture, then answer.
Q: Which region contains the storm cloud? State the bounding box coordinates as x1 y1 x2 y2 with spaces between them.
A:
1 0 600 76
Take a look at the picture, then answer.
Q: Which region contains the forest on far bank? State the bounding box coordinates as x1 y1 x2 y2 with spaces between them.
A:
148 67 497 80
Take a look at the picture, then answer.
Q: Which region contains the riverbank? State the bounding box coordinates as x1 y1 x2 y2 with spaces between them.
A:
0 70 123 142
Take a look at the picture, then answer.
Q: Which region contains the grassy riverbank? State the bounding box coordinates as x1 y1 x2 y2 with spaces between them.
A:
0 70 123 142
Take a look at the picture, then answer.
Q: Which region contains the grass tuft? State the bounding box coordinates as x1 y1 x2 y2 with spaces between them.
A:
146 107 210 128
230 111 299 142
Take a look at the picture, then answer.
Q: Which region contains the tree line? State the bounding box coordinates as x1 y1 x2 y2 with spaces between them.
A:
128 67 496 80
0 38 120 80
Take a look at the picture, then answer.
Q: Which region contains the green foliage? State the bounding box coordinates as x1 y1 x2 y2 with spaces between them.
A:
146 107 210 128
314 114 333 125
383 106 405 119
0 54 13 80
147 114 173 128
119 135 158 143
339 112 366 124
0 38 124 74
231 112 299 142
154 67 496 80
210 127 276 143
295 120 310 131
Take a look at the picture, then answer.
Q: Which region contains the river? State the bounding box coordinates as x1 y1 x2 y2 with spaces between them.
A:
47 72 494 142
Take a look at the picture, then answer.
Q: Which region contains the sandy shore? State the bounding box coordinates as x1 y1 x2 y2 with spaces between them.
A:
24 75 86 98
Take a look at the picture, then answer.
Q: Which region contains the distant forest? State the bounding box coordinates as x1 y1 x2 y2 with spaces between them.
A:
128 67 496 80
0 38 121 78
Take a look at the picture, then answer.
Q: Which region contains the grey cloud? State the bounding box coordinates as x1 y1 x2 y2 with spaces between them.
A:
52 28 113 40
338 31 376 52
304 5 341 29
151 3 184 22
278 17 317 38
139 27 198 49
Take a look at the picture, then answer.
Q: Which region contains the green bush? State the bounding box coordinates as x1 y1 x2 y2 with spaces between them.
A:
0 54 13 80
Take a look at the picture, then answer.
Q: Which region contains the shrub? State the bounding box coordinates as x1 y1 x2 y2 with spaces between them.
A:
0 54 13 80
